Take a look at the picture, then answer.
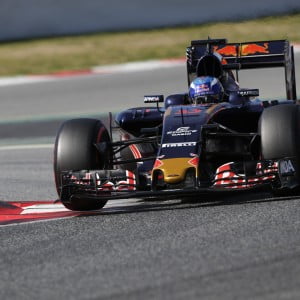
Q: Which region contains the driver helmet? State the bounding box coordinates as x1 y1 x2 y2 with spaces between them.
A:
189 76 224 104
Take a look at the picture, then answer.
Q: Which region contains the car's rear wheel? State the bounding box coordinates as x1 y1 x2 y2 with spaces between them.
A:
54 118 111 210
259 104 300 192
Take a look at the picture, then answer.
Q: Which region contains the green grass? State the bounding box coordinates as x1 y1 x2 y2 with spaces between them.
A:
0 13 299 76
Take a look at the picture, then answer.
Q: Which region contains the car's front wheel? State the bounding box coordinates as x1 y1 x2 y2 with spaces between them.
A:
54 118 111 210
259 104 300 193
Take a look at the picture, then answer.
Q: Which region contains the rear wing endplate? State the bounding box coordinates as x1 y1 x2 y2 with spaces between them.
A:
186 39 297 100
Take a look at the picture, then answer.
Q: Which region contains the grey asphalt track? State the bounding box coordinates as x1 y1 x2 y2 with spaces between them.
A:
2 194 300 300
0 55 300 299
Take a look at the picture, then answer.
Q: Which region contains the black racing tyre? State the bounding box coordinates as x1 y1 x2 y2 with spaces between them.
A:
259 104 300 160
54 118 111 211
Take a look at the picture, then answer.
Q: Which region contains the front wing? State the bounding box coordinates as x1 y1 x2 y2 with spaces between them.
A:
60 158 299 204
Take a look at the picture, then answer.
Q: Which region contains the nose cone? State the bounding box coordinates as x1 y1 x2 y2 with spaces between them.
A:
152 158 198 184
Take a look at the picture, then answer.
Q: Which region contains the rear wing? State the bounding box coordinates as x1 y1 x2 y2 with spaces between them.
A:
186 39 297 100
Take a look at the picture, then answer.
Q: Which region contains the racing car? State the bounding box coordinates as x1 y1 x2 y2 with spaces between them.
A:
54 38 299 211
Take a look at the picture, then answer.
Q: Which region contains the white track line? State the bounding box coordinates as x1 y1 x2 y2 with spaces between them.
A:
0 144 53 151
92 59 185 74
19 199 143 214
0 59 185 87
0 198 180 227
0 76 56 87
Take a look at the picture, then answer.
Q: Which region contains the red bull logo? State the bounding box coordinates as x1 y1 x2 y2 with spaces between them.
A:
214 42 269 57
241 42 269 55
197 83 209 92
214 45 238 57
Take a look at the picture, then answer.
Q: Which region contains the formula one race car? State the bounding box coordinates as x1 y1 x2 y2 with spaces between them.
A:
54 38 299 211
